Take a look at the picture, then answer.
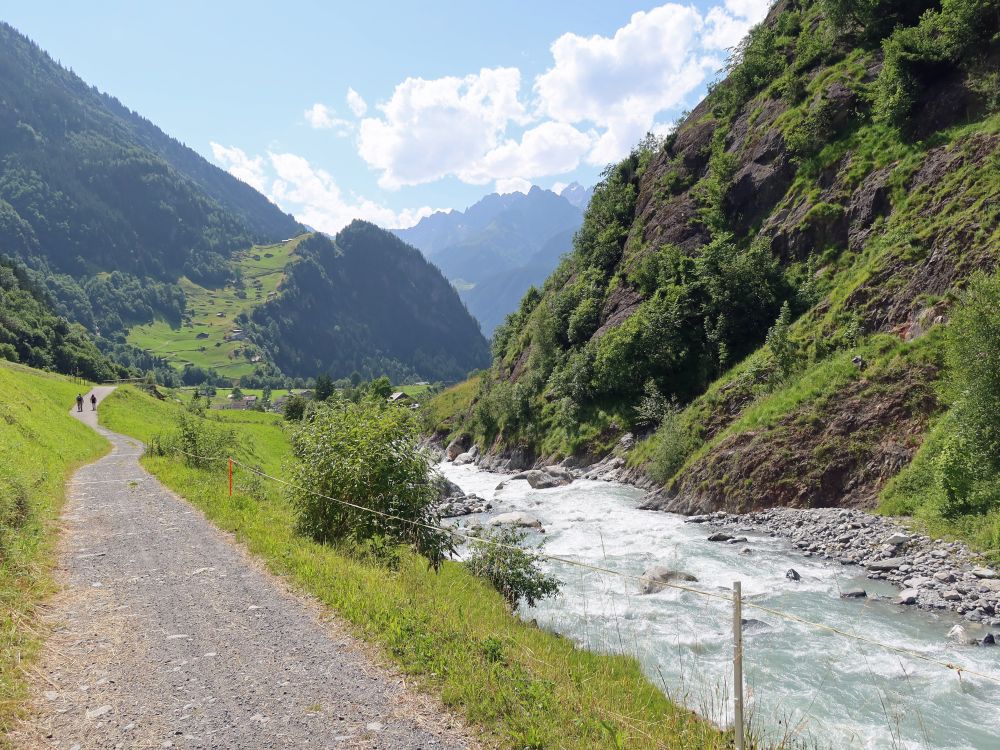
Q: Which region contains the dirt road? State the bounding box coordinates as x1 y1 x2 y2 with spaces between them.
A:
15 387 476 749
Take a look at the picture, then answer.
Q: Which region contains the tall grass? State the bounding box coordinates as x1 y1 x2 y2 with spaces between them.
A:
0 362 107 744
100 385 743 749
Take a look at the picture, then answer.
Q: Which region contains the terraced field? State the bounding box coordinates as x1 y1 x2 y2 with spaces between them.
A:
128 234 310 377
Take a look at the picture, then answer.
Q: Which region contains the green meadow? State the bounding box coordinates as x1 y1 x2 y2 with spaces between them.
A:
127 234 309 377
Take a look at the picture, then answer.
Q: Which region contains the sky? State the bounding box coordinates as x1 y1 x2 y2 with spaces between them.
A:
4 1 771 232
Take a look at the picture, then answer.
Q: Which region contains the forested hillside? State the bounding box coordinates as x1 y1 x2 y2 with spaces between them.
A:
439 0 999 535
241 224 491 382
0 21 302 341
0 255 118 380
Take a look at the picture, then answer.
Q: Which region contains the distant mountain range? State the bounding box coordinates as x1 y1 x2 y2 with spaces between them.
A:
395 184 591 335
0 22 488 383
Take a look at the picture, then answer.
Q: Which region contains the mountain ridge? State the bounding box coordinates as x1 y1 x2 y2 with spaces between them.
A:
395 185 586 334
432 0 1000 528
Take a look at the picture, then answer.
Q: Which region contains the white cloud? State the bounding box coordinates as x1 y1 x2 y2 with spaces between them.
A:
465 121 594 184
357 67 528 189
210 142 267 192
346 87 368 117
495 177 531 195
211 144 436 233
303 103 353 135
534 4 725 166
704 0 772 50
296 1 776 194
551 180 569 195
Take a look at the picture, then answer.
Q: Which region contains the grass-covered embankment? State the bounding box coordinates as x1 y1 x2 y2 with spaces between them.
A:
0 362 107 741
100 385 734 750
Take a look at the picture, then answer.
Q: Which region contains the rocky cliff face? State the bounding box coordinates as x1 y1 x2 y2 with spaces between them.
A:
437 0 999 516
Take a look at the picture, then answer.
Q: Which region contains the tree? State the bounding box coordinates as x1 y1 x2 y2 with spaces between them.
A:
314 373 335 402
369 375 392 399
350 370 362 387
765 301 796 379
287 398 452 568
283 394 306 422
465 527 560 609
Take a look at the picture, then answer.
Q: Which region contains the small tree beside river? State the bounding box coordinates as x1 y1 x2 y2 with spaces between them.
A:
287 397 452 568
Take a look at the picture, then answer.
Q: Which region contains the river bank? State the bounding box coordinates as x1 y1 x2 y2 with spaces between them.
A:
433 437 1000 630
436 457 1000 749
703 507 1000 630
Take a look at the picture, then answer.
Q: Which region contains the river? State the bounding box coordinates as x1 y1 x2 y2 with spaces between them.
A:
438 461 1000 750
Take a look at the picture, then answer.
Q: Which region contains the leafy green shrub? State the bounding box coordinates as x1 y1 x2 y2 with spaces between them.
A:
648 407 697 484
948 272 1000 471
465 527 560 609
874 0 999 127
566 296 601 345
148 411 240 470
287 397 452 568
711 22 786 119
634 379 669 428
934 432 979 519
283 394 307 421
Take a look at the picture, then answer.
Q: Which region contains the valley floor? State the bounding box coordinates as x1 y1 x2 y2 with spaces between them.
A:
12 389 476 750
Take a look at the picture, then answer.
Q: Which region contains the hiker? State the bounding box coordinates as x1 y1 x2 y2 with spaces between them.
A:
76 394 84 412
90 393 97 411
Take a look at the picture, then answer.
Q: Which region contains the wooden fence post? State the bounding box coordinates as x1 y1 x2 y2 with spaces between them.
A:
733 580 744 750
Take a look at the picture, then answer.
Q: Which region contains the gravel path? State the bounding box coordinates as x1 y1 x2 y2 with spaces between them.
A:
15 387 477 750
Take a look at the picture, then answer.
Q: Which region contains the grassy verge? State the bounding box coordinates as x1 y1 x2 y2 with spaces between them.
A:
0 362 107 743
100 385 734 750
421 375 481 439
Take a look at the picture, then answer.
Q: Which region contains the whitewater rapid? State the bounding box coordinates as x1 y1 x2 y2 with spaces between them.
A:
438 461 1000 750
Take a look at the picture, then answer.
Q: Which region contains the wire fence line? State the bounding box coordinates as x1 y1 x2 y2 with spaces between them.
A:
156 444 1000 689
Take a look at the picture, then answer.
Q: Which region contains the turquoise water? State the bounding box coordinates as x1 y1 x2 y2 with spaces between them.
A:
440 462 1000 750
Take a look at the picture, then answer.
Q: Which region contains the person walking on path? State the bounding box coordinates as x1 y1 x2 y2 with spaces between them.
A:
76 393 84 412
90 393 97 411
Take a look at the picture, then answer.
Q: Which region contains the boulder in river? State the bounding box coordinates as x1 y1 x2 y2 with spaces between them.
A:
707 532 733 542
897 588 920 605
981 633 996 646
639 566 698 594
841 588 867 599
520 467 574 489
948 624 978 645
445 435 471 461
453 445 480 466
490 512 544 531
785 568 801 581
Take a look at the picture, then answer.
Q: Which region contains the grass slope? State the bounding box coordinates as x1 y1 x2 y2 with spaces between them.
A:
127 234 309 377
99 386 735 750
0 363 107 743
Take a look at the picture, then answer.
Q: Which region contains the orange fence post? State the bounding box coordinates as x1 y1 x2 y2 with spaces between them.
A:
228 457 233 497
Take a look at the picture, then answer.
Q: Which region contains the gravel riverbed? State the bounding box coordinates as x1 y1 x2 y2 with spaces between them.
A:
698 507 1000 628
